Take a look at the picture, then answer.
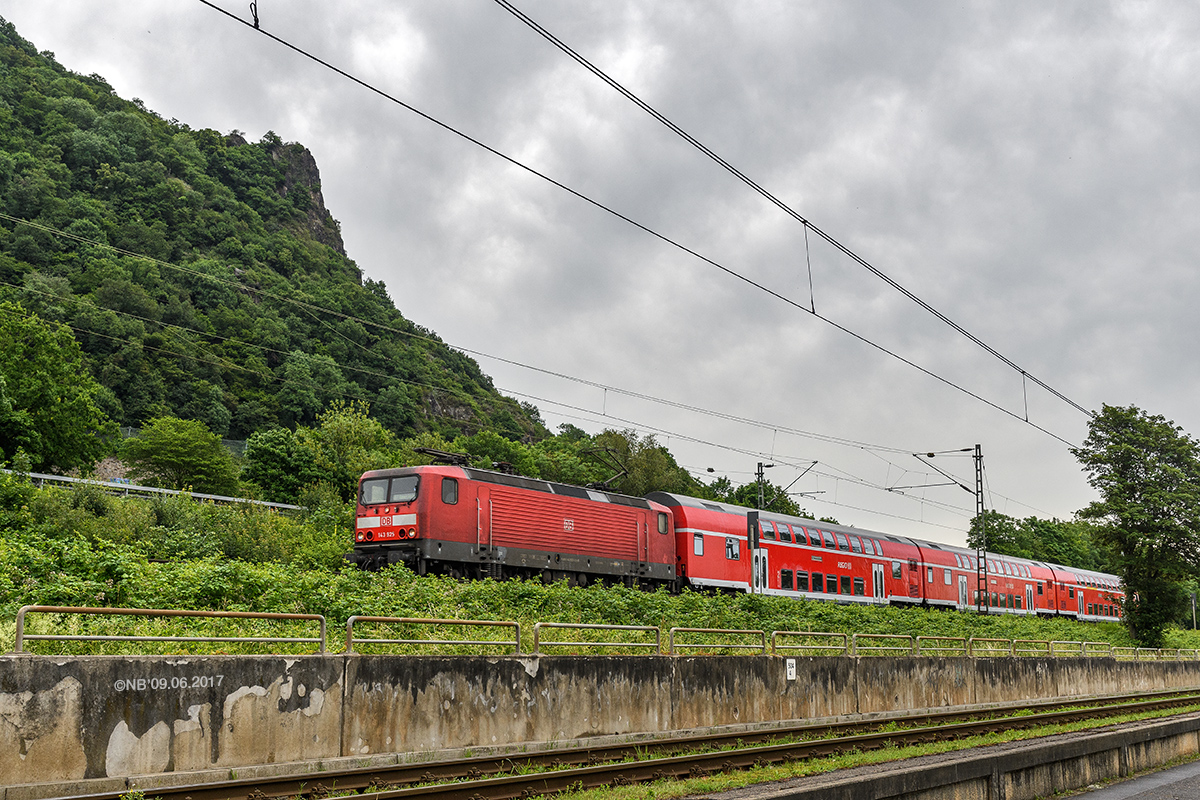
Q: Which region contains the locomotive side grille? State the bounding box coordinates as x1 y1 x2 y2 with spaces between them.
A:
490 489 640 560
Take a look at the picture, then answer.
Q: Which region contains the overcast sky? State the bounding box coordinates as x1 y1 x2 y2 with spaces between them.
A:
8 1 1200 545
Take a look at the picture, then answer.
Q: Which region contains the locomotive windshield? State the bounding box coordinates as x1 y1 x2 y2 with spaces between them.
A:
360 475 419 505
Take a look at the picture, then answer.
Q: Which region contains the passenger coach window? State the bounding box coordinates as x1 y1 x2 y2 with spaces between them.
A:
761 521 777 540
836 533 849 551
781 569 794 590
693 533 704 556
361 478 389 505
892 561 902 579
840 575 851 594
853 577 865 596
725 537 740 560
823 530 837 549
797 571 809 591
812 573 824 592
441 477 458 504
826 574 837 593
944 569 951 585
389 475 419 503
849 537 862 554
777 523 793 543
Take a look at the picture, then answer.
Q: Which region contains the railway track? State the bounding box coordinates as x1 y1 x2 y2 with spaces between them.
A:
66 688 1200 800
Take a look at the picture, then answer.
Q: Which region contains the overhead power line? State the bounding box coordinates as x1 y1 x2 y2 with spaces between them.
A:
491 0 1092 422
0 213 924 457
192 0 1081 449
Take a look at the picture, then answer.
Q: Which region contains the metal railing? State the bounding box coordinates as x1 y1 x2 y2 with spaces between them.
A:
2 469 302 511
968 637 1013 657
668 627 766 655
14 605 326 653
771 631 848 656
10 606 1200 661
532 623 660 654
852 633 913 656
344 616 521 654
1012 639 1051 657
1050 640 1085 657
916 636 967 657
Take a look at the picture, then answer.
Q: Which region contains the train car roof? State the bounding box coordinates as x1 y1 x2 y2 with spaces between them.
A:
646 491 922 548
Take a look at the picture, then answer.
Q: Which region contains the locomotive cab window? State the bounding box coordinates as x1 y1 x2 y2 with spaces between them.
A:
441 477 458 504
360 478 389 505
658 512 668 534
389 475 419 503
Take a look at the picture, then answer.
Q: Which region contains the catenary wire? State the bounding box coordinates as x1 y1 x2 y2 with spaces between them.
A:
490 0 1092 421
190 1 1083 449
0 213 923 457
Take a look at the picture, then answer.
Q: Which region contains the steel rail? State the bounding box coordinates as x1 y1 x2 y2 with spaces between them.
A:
56 688 1200 800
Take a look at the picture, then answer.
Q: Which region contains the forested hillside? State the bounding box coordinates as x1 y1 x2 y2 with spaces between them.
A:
0 16 540 461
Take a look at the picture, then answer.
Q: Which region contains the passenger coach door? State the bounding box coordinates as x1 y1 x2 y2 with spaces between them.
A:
872 563 885 604
751 548 768 594
958 576 969 610
1026 585 1035 615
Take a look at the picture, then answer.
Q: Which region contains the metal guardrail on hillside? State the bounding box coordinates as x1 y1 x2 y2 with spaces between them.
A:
2 469 303 511
10 608 1200 660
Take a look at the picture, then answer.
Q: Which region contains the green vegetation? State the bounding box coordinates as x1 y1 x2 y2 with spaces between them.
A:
1072 404 1200 647
121 415 240 494
8 468 1199 657
0 16 538 445
0 301 115 471
967 511 1116 573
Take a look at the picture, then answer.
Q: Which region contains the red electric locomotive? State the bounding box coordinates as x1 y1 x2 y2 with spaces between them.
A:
349 465 676 588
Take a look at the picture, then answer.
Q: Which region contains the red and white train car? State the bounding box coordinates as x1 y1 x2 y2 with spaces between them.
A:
349 465 676 587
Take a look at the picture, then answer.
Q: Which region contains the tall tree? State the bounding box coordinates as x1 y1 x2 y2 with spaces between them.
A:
0 302 115 472
1072 405 1200 646
121 416 240 495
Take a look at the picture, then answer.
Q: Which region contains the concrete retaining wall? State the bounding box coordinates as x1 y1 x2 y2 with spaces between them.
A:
2 654 1199 791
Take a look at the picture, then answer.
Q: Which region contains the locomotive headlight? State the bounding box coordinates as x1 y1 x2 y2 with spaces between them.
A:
408 528 417 538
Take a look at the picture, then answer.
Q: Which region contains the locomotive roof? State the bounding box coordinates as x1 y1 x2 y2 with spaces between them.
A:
364 464 658 510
